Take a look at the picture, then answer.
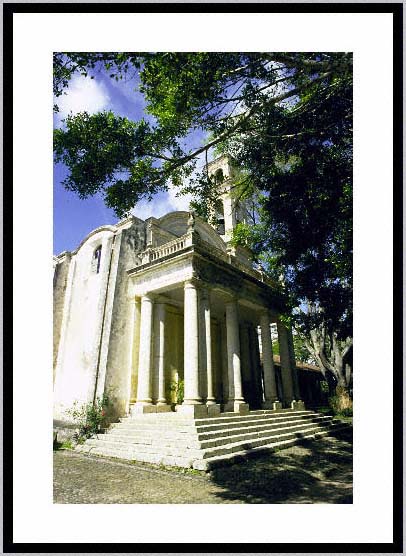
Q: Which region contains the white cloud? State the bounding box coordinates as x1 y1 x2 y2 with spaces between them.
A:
131 184 193 221
55 74 110 120
167 184 193 211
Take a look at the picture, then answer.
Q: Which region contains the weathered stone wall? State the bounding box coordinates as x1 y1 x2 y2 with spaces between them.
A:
53 218 148 423
103 220 146 420
53 228 116 420
53 253 72 380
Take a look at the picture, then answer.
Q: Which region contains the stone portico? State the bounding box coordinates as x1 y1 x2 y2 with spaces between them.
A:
126 210 302 419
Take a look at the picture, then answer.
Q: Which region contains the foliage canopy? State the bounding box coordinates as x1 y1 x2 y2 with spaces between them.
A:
54 52 353 387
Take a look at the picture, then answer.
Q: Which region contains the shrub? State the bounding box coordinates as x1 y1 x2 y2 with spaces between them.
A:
328 386 353 415
338 407 353 417
66 393 110 441
169 379 184 405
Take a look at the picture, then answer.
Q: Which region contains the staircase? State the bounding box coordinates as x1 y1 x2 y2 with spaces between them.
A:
76 409 350 471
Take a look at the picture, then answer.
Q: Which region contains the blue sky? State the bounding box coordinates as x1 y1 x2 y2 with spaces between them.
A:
53 65 207 254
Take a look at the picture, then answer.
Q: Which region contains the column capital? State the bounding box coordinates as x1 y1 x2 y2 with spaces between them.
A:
199 285 211 300
184 278 201 289
225 296 239 307
141 292 155 303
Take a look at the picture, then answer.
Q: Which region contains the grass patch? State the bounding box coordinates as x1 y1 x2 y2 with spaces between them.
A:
315 406 353 425
333 414 353 425
53 439 75 451
128 459 207 477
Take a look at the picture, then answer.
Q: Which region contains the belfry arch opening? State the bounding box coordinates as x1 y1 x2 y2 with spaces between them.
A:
213 168 224 184
214 199 225 235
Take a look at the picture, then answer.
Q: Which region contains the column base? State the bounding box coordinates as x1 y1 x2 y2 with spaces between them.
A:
291 399 306 410
262 400 282 410
131 402 157 415
206 403 221 417
156 403 172 413
176 404 208 418
225 401 249 414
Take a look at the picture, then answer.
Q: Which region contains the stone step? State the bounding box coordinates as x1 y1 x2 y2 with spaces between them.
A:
199 419 335 449
114 411 322 433
78 420 340 461
193 425 351 470
75 410 351 470
120 409 311 427
194 413 331 434
194 409 311 425
90 433 200 449
76 422 350 468
78 438 202 459
105 415 334 446
97 419 335 452
76 443 195 468
199 422 347 460
111 411 327 432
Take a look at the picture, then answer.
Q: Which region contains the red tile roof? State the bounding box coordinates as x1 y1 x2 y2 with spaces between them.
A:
273 354 321 372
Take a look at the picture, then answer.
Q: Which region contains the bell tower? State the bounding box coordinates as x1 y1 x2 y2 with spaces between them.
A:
206 155 249 243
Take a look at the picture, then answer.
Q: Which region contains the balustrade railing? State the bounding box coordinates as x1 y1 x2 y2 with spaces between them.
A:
139 232 277 287
141 233 191 264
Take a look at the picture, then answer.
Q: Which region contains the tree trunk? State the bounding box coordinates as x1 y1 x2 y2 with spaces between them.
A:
301 326 352 411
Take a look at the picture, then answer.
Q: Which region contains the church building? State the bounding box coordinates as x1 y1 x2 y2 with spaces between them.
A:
54 155 302 422
53 157 344 469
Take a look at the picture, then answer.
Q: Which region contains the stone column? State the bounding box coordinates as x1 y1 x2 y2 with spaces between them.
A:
225 300 249 414
277 320 294 407
133 294 155 413
153 302 171 412
220 320 229 407
248 325 263 406
287 327 305 409
178 280 207 418
198 292 208 401
260 312 282 410
200 289 221 416
240 323 252 404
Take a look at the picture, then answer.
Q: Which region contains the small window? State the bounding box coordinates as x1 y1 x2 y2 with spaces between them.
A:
91 246 102 273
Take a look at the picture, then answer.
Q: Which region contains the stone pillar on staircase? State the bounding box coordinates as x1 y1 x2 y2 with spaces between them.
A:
220 319 229 408
260 312 282 410
178 279 208 418
287 326 305 410
277 319 295 407
200 288 220 417
240 323 252 406
133 294 155 413
249 324 264 407
225 299 249 414
153 302 171 412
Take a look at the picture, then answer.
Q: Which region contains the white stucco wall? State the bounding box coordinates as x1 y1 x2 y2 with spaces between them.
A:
53 230 115 420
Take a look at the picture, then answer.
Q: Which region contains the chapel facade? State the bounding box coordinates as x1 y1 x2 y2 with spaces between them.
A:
53 156 304 425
